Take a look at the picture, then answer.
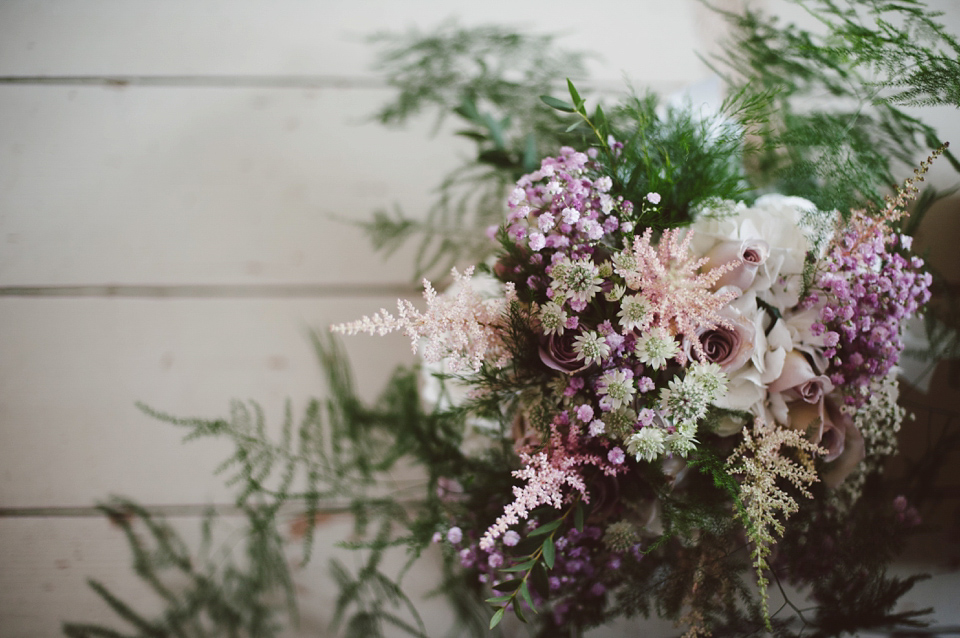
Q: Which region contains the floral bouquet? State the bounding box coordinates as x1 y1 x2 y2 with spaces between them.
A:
333 83 943 631
65 3 960 637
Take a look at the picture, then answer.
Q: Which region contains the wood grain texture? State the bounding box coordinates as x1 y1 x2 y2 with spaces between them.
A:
0 296 418 508
0 85 460 287
0 514 454 637
0 0 709 88
1 0 959 635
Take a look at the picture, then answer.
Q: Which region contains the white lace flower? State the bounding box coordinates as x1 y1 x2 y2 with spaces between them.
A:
573 330 611 366
626 427 666 462
539 301 568 335
597 369 636 411
618 294 652 332
634 328 680 370
551 257 603 304
660 375 711 426
605 283 626 303
665 421 699 457
685 362 728 401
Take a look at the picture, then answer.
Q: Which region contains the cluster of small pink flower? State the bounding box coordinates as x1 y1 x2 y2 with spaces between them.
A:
815 212 932 407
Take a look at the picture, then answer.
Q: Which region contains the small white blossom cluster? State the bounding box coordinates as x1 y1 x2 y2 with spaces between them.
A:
625 363 727 462
853 370 905 460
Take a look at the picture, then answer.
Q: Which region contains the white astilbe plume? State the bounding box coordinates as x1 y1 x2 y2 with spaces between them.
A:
330 267 514 373
726 417 823 625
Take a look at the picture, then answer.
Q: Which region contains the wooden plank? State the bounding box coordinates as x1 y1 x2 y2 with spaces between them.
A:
0 514 456 637
3 514 960 637
0 296 425 508
0 84 464 287
3 81 958 290
0 0 713 88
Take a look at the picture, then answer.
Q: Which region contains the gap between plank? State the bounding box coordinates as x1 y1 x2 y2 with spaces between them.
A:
0 496 428 519
0 74 629 93
0 75 386 88
0 283 420 298
0 502 350 519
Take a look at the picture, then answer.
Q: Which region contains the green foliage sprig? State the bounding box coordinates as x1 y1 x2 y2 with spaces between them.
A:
484 499 585 629
540 79 751 227
710 0 960 212
358 23 593 280
62 499 292 638
68 335 500 638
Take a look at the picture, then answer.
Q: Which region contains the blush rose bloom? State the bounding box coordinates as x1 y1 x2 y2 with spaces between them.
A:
690 195 826 300
785 395 864 487
685 304 757 374
539 330 589 374
768 350 834 424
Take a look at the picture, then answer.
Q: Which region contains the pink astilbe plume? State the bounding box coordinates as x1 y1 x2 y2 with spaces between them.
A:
480 415 626 550
614 228 737 363
478 451 586 551
330 267 514 373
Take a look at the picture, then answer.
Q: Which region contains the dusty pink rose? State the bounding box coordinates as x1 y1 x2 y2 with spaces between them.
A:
704 238 770 291
539 331 588 373
785 398 841 462
821 403 865 488
685 307 756 373
769 350 833 402
785 395 864 486
784 399 826 442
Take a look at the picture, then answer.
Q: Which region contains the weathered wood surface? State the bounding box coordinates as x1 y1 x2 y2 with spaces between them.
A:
1 0 958 635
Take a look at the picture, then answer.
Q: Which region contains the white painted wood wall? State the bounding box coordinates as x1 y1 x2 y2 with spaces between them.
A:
2 2 959 636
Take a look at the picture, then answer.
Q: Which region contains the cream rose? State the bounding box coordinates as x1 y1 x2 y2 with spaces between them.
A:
703 238 770 292
691 195 827 298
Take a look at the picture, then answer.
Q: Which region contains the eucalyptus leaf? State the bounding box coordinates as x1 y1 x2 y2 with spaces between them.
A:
513 600 528 623
519 581 537 614
492 578 522 592
542 537 556 569
540 95 576 113
527 519 562 537
489 607 505 630
567 78 584 111
455 130 488 142
500 559 536 573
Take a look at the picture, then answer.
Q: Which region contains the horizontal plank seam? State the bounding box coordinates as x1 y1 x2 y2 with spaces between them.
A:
0 283 421 298
0 75 628 93
0 501 355 518
5 488 960 519
0 75 386 89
